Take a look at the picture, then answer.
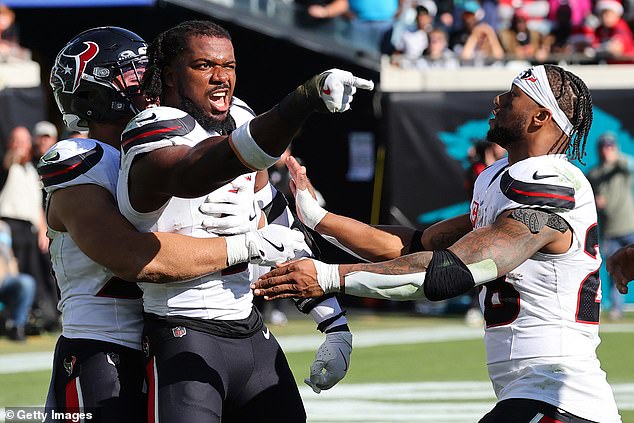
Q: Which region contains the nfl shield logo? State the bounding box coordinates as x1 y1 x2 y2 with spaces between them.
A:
172 326 187 338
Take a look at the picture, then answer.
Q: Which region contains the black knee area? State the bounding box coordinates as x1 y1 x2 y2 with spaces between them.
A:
423 250 476 301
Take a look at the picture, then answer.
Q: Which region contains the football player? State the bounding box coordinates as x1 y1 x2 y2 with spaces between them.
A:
117 20 372 423
254 65 622 423
41 26 317 422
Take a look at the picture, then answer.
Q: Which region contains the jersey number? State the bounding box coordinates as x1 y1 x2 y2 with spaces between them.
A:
576 224 601 324
481 277 520 328
96 277 143 299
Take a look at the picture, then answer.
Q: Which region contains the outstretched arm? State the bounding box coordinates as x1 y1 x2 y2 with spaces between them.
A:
287 156 472 260
50 184 306 283
253 209 571 300
287 155 423 261
49 184 230 283
129 70 374 212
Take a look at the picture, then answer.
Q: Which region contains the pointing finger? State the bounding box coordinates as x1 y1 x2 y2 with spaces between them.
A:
352 77 374 91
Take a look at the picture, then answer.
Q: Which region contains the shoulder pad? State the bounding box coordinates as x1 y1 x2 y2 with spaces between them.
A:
122 106 197 154
37 138 117 193
230 97 256 127
501 157 576 210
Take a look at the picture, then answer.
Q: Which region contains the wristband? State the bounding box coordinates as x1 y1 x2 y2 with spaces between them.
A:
325 323 350 334
308 296 348 332
225 234 249 266
229 121 280 171
296 188 327 230
314 260 340 294
316 311 347 333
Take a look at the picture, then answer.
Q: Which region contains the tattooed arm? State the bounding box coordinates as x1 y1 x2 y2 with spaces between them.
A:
421 214 472 250
253 209 571 300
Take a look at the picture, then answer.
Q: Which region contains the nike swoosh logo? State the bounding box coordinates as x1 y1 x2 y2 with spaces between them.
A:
322 87 331 95
338 347 348 371
262 237 285 252
249 212 257 221
532 171 559 180
262 327 270 339
138 112 157 123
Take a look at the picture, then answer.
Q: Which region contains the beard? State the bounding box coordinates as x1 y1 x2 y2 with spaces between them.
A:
177 85 234 135
486 118 524 148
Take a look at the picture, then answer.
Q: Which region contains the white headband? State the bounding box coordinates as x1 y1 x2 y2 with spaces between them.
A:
513 65 573 137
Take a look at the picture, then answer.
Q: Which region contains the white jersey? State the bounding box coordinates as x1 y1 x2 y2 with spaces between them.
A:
38 138 143 350
118 98 257 320
471 154 620 422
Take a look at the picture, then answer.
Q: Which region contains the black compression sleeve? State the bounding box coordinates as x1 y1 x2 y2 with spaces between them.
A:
410 230 425 253
423 250 475 301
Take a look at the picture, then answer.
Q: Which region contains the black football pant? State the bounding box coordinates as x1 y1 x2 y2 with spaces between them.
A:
45 336 145 422
480 399 598 423
144 323 306 423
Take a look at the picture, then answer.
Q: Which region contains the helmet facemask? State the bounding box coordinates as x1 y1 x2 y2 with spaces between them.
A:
50 27 148 131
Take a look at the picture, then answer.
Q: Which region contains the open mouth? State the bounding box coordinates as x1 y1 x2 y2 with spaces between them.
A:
209 89 230 113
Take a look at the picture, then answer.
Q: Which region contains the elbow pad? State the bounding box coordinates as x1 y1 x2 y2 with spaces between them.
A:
423 250 476 301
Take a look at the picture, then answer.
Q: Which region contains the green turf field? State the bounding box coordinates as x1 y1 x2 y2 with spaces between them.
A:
1 313 632 422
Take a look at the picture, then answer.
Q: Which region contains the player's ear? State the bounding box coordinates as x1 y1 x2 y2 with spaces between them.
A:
163 65 176 89
533 108 551 127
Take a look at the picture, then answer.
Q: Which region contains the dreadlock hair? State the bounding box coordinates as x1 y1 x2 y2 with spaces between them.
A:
142 20 232 102
544 64 593 165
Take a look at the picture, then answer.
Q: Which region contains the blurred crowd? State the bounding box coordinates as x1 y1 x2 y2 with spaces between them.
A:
296 0 634 68
0 3 29 60
0 122 70 342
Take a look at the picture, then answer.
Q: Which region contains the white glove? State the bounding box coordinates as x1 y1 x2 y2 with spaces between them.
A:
319 69 374 113
305 331 353 393
199 179 260 235
226 224 309 266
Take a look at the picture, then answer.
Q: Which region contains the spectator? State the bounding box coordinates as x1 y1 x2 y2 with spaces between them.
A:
593 0 634 61
32 121 58 162
587 132 634 321
498 0 551 34
0 4 28 60
0 220 35 341
450 0 504 65
294 0 349 31
541 3 576 57
548 0 592 28
346 0 400 49
500 9 544 60
388 0 437 53
435 0 455 29
0 126 57 332
392 4 436 67
420 27 460 68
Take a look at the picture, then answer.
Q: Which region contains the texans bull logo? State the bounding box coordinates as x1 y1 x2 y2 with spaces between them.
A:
52 41 100 94
519 68 537 83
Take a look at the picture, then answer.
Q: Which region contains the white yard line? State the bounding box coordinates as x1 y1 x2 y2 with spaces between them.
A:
3 323 634 374
300 382 634 423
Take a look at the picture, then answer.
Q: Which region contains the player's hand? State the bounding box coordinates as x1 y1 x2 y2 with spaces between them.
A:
278 69 373 122
305 331 352 393
252 258 339 299
317 69 374 113
606 244 634 294
286 156 327 230
246 225 308 266
199 179 260 235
